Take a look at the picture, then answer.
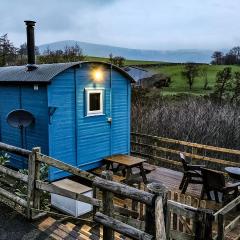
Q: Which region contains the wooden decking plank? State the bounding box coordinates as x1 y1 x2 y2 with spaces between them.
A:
37 217 77 240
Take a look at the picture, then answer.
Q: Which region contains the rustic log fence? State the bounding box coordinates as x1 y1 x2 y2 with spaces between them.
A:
131 132 240 174
213 195 240 240
0 142 158 239
0 141 239 239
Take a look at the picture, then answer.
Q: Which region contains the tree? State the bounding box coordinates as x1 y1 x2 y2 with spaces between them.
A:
224 53 237 65
108 53 125 67
181 63 199 90
229 46 240 64
199 66 209 90
38 44 85 64
211 51 224 65
0 34 18 66
213 67 232 102
231 72 240 103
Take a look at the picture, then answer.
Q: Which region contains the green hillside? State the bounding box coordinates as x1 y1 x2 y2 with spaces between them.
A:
145 64 240 95
85 55 164 66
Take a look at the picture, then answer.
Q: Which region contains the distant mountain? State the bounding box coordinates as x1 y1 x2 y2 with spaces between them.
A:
38 40 218 63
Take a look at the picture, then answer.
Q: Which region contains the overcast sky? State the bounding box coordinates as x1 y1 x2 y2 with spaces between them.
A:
0 0 239 50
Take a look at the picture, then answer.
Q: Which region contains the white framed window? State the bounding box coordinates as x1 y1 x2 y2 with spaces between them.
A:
85 88 104 116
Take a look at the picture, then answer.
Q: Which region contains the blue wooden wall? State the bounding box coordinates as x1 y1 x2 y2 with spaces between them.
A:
48 63 131 180
0 84 49 168
47 68 77 180
0 63 131 181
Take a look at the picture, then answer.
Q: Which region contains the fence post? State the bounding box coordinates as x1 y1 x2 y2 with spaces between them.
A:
101 170 114 240
146 182 168 240
203 210 214 240
27 147 40 219
217 213 224 240
194 210 204 240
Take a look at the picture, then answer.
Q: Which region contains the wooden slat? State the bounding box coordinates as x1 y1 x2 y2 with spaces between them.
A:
93 176 154 206
36 153 96 181
0 141 31 157
0 165 28 183
131 151 181 166
94 212 154 240
214 195 240 218
225 215 240 235
0 186 28 208
132 141 240 167
167 200 197 218
132 132 240 156
104 154 146 167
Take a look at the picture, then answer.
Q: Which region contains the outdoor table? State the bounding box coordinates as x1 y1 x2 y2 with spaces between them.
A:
104 154 148 184
225 167 240 180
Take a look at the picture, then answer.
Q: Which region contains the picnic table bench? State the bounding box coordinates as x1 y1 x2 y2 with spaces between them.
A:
104 154 154 184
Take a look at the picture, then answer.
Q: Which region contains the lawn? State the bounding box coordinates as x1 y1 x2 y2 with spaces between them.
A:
85 55 164 66
145 64 240 95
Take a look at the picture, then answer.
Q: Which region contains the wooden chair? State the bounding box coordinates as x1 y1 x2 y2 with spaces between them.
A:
179 152 205 194
201 168 240 204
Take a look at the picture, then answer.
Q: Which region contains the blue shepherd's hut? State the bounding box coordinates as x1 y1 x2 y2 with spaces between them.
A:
0 21 134 181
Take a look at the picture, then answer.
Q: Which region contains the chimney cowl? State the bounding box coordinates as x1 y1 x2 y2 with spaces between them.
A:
24 20 37 71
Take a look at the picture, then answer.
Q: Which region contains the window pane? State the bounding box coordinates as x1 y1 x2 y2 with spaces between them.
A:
90 93 101 111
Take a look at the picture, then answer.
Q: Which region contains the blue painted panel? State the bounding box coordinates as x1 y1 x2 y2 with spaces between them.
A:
111 71 130 155
0 84 48 168
21 85 49 167
47 69 77 181
0 86 23 168
76 64 111 167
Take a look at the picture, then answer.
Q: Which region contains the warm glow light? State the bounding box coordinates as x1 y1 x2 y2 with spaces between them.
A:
92 69 104 82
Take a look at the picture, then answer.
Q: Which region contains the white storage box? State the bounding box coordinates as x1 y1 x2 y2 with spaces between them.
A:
51 179 93 217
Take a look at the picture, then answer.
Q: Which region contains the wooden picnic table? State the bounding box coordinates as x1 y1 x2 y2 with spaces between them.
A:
104 154 149 184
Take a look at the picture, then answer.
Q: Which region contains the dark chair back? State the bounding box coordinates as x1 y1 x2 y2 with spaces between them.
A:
179 152 190 171
201 168 225 191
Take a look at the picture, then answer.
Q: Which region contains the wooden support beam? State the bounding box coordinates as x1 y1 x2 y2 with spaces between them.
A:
0 142 31 157
225 215 240 235
94 212 154 240
36 153 96 182
27 148 38 219
146 182 167 240
93 176 154 206
214 195 240 218
0 186 27 208
0 165 28 183
101 171 114 240
131 132 240 156
131 141 240 167
217 213 225 240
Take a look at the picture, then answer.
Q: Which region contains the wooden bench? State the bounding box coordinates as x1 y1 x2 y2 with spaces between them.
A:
104 155 148 184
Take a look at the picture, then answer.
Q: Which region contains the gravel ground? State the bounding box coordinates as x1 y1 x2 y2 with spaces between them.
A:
0 202 51 240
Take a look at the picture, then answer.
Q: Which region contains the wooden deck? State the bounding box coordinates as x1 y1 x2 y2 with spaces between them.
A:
31 166 240 240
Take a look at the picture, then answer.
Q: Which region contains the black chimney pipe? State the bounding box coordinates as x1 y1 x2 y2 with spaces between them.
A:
24 20 37 71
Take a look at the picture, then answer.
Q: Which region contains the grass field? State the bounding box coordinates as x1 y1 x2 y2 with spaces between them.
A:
85 55 164 66
145 64 240 95
85 56 240 95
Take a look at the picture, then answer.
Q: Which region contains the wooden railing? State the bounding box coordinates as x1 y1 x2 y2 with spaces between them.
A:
213 195 240 240
0 141 239 239
131 132 240 173
0 142 158 239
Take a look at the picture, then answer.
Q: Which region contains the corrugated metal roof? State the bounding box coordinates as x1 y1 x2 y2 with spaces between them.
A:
0 61 135 83
123 66 153 82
